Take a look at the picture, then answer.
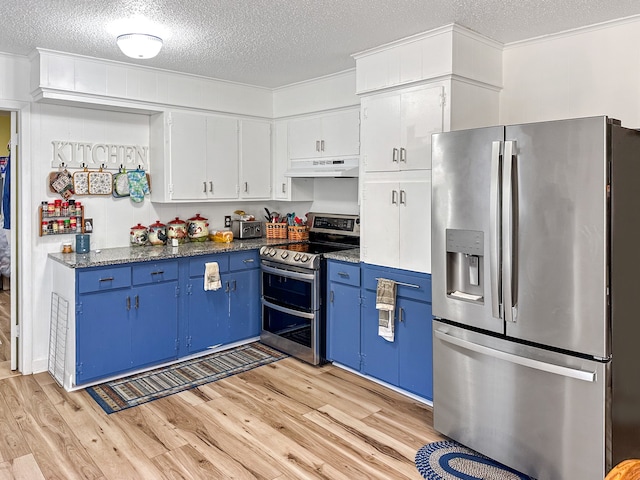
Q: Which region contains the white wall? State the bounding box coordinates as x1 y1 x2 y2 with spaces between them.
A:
501 16 640 128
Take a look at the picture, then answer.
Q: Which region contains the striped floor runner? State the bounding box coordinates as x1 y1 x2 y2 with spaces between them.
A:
86 342 287 414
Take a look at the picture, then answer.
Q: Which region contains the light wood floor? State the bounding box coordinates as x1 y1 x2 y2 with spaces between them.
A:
0 354 444 479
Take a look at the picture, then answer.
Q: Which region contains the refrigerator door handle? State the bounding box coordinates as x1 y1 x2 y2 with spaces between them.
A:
434 330 596 382
502 140 518 322
490 141 502 319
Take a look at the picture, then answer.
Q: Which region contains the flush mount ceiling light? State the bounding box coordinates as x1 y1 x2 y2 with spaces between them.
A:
116 33 163 59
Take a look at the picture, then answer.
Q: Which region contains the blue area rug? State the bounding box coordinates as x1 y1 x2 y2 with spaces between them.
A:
86 342 288 414
415 440 535 480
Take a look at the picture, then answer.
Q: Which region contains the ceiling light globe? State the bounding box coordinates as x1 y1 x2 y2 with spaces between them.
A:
116 33 163 59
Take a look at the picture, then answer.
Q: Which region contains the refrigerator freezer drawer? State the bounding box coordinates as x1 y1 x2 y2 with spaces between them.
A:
433 320 608 480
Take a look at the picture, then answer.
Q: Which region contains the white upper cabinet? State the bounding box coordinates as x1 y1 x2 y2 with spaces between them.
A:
206 116 239 200
272 120 314 201
288 109 360 160
361 84 444 172
239 120 271 200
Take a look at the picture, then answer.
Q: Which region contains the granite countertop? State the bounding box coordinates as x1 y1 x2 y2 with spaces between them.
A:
48 238 295 269
325 248 360 264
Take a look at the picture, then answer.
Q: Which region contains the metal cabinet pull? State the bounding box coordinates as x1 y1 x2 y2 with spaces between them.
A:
282 183 286 194
225 281 230 293
243 258 255 263
316 140 320 152
391 190 398 205
135 295 139 309
399 189 406 205
232 280 237 291
244 182 248 193
203 181 207 193
400 147 407 163
151 270 164 276
392 147 399 163
99 277 114 283
209 181 213 193
126 296 131 310
338 272 350 278
398 307 404 323
320 140 325 152
330 290 334 303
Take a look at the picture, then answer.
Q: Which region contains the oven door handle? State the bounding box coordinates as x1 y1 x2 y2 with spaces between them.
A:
261 263 316 282
262 299 316 320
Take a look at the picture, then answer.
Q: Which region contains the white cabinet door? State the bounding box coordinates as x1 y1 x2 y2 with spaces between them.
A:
362 175 431 273
169 112 207 200
361 85 443 173
321 110 360 157
361 180 400 269
206 116 239 200
361 93 401 173
272 121 289 200
288 117 321 160
398 177 431 273
400 86 443 170
240 120 271 199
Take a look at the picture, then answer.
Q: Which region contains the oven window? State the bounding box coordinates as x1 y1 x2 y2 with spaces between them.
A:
262 270 314 312
262 304 311 349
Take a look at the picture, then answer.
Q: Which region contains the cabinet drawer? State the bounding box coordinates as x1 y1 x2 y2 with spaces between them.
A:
362 264 431 303
78 266 131 294
328 261 360 287
189 255 229 277
132 261 179 285
229 250 259 271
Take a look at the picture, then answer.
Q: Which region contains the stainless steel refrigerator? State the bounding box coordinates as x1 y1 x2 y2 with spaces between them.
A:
431 116 640 479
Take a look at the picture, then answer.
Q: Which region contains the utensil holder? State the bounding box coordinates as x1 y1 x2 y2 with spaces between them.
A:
287 225 309 241
266 223 288 239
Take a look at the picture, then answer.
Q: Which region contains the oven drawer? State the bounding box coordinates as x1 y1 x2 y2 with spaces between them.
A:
328 261 360 287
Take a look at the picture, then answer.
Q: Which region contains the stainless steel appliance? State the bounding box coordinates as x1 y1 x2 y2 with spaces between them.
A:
260 212 359 364
431 116 640 479
232 220 263 239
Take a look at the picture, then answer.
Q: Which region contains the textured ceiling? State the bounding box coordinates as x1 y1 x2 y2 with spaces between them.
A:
1 0 640 88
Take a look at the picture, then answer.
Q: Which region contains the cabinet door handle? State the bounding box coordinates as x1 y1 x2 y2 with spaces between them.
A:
316 140 320 152
232 280 237 291
244 182 248 193
320 140 325 152
330 290 334 303
399 189 406 205
400 147 406 163
126 296 131 311
392 147 399 163
391 190 398 205
151 270 164 276
135 295 139 309
225 281 230 293
243 258 255 263
203 181 207 193
282 183 286 194
398 307 404 323
338 272 350 278
209 181 213 193
99 277 114 283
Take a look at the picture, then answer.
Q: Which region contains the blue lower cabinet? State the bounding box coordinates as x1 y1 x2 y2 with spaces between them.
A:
327 260 362 370
228 268 261 343
76 261 180 384
360 263 433 401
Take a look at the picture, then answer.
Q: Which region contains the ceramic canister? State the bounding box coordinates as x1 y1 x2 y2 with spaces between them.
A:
187 213 209 242
147 220 167 246
130 223 148 247
167 217 188 244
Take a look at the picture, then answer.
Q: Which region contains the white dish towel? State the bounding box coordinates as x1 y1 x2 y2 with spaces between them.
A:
204 262 222 291
376 278 397 342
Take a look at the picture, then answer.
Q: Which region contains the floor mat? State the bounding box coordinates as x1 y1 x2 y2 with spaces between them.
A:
415 440 535 480
86 342 287 414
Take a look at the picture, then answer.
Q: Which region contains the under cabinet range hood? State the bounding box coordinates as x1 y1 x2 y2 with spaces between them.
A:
284 158 359 178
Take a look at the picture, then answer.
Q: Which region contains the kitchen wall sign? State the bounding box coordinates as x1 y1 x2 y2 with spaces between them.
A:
51 141 148 170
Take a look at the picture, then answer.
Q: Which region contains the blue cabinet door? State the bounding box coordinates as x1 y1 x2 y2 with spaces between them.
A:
397 297 433 400
130 282 179 368
227 269 261 343
361 290 399 385
187 276 227 353
327 282 361 369
76 289 131 383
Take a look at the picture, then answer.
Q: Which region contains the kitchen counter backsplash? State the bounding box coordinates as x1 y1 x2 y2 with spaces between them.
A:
49 238 294 268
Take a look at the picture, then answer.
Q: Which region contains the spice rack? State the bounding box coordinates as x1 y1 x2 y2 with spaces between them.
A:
39 200 85 236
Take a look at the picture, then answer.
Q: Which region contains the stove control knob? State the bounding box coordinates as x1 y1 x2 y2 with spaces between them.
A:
293 253 302 261
280 251 289 259
300 255 309 262
269 248 277 257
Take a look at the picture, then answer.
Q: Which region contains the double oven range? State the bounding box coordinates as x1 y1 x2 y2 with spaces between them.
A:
260 212 360 365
